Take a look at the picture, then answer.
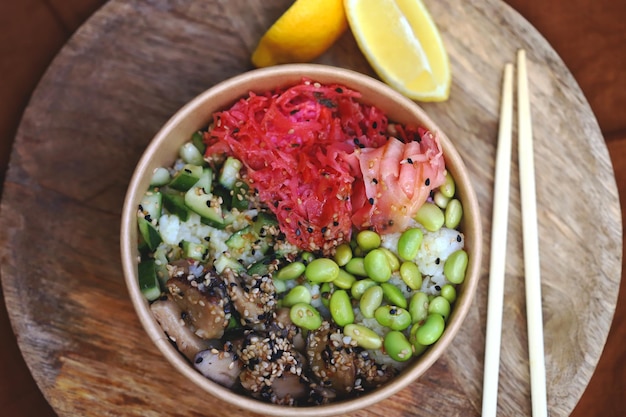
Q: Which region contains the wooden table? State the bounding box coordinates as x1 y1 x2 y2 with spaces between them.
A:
0 0 622 416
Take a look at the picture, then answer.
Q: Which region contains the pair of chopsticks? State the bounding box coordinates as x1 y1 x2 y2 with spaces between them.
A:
481 50 548 417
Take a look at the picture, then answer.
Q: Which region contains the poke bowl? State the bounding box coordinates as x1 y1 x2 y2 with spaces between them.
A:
121 64 482 416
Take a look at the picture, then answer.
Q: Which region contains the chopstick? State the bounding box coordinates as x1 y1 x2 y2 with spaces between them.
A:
481 62 514 417
517 49 548 417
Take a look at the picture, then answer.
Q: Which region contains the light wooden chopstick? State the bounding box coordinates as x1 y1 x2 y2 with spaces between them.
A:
481 62 514 417
482 50 548 417
517 48 548 417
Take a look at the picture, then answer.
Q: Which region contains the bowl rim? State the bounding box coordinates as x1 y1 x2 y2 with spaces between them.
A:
120 63 483 416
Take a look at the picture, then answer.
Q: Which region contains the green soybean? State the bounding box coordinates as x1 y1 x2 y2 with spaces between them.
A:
414 313 445 345
444 198 463 229
333 269 356 289
363 249 392 282
384 331 413 362
409 325 429 355
374 305 412 331
351 278 377 300
428 295 451 321
329 289 354 327
380 282 407 308
356 230 381 251
360 285 383 318
379 247 400 271
414 202 445 232
433 190 450 209
334 243 353 266
443 249 468 284
409 291 429 324
400 261 422 290
273 279 287 293
440 284 457 303
274 261 306 281
282 285 312 307
344 324 382 350
305 258 340 283
397 228 423 260
320 282 333 308
345 257 367 277
290 303 322 330
440 171 456 198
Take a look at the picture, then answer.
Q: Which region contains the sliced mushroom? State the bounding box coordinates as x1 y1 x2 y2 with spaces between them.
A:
269 371 308 405
306 321 357 397
193 348 242 389
166 275 229 339
223 269 276 328
150 295 211 361
271 307 305 352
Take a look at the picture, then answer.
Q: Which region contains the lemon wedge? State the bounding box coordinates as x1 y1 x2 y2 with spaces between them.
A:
344 0 451 101
251 0 348 68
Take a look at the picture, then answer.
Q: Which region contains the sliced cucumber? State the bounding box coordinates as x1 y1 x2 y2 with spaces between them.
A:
226 226 255 250
253 212 279 236
231 180 250 211
138 217 162 251
139 189 162 222
169 164 203 191
179 142 205 166
218 157 243 190
138 259 161 301
150 167 171 187
214 255 245 274
185 168 225 228
182 240 209 261
191 131 206 154
162 191 190 222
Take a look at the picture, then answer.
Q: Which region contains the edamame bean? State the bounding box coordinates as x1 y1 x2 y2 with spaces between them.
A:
444 198 463 229
443 249 468 284
409 291 429 324
290 303 322 330
440 171 456 198
274 261 306 281
329 289 354 326
384 331 413 362
344 324 383 350
334 243 353 266
360 285 383 318
374 305 411 331
414 202 445 232
273 279 287 293
351 278 377 300
282 285 312 307
305 258 340 283
333 269 356 289
414 313 445 345
433 190 450 209
345 257 367 277
428 296 451 321
379 247 400 271
380 282 407 308
400 261 422 290
363 249 392 282
356 230 381 251
397 228 423 261
409 325 429 355
440 284 457 303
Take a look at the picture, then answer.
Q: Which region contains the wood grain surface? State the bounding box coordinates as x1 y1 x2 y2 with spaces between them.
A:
0 0 621 416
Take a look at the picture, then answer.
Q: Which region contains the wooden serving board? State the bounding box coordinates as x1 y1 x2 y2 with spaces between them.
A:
0 0 621 416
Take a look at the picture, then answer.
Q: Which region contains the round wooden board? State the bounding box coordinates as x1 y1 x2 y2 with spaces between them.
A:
0 0 621 416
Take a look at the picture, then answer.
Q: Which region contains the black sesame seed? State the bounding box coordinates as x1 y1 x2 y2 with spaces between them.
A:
205 200 212 207
335 87 343 93
368 197 375 205
195 356 204 364
457 234 462 242
321 226 328 233
307 227 314 233
407 157 413 164
372 178 379 184
435 258 440 265
372 121 378 129
435 285 441 291
333 221 339 226
425 178 431 186
389 308 397 315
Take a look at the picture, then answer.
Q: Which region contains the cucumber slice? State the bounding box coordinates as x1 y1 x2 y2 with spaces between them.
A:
162 191 190 222
185 168 224 228
191 131 206 154
169 164 203 191
179 142 205 166
182 240 208 261
253 212 279 236
225 226 255 250
218 157 243 190
138 260 161 301
139 190 162 222
137 217 162 251
231 180 250 211
214 255 245 274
